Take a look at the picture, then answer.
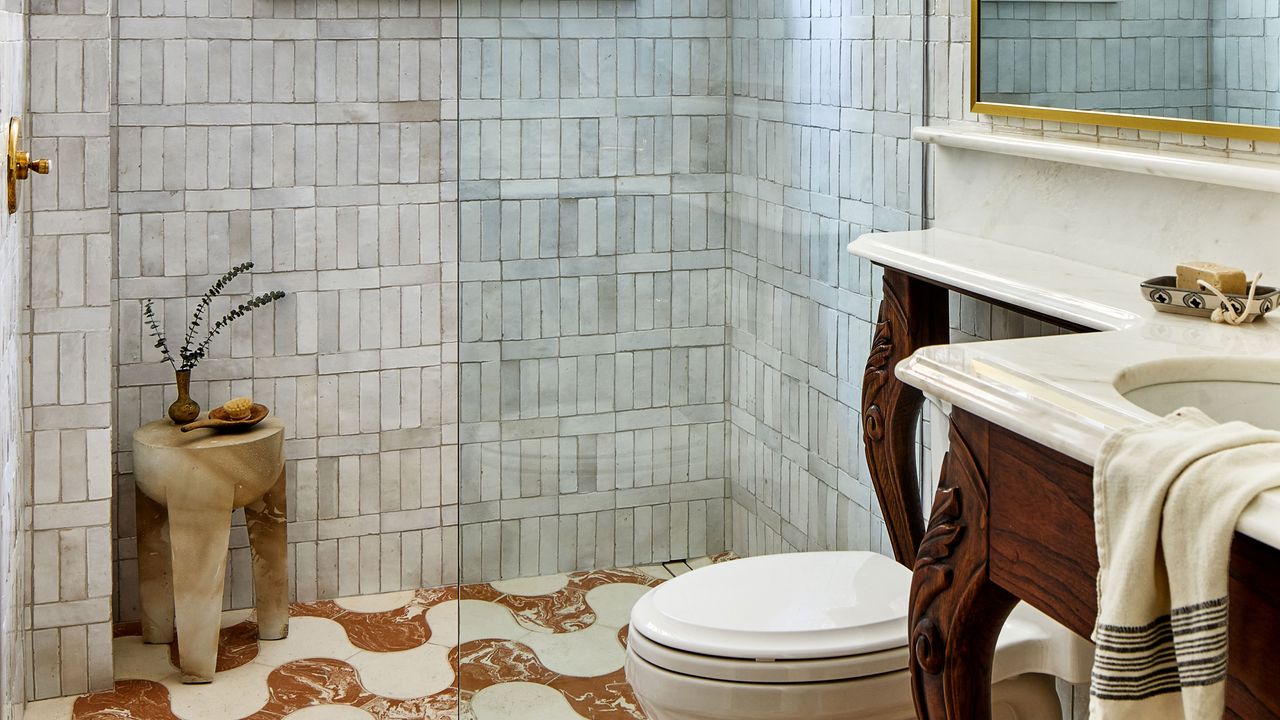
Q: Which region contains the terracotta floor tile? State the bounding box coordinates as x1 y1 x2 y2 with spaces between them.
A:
280 706 375 719
72 680 180 720
40 555 739 720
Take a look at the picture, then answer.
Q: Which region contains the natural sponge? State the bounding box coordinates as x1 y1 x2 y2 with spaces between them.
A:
223 397 253 420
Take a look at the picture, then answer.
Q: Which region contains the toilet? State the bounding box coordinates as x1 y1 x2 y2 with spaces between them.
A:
625 551 1092 720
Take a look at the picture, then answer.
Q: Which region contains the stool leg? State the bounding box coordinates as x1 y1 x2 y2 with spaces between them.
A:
135 491 174 644
246 465 289 641
168 504 232 683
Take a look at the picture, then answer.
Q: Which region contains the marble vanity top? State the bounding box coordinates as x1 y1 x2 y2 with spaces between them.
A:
850 228 1280 550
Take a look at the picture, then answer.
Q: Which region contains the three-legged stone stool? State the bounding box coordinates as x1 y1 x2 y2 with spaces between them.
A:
132 416 288 683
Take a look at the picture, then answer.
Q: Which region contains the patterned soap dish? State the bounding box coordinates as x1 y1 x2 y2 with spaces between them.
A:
1141 276 1278 323
179 404 270 433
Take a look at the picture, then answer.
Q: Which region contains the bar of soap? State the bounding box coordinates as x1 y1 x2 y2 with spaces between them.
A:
1176 261 1247 295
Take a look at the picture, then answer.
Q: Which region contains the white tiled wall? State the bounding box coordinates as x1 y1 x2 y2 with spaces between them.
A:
25 0 115 701
0 0 26 714
1210 0 1278 126
454 0 732 582
926 0 1280 173
724 0 923 558
109 0 462 631
976 0 1280 126
978 0 1213 119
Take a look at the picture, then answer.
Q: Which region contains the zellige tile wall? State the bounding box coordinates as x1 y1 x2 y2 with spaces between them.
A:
977 0 1212 119
976 0 1280 126
455 0 732 582
26 0 116 701
0 0 26 713
1210 0 1278 126
724 0 923 558
110 0 462 638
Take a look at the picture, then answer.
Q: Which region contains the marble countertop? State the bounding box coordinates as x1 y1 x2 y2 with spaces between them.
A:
849 228 1280 550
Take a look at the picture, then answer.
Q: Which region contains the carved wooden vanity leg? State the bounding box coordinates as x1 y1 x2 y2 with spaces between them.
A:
909 417 1017 720
862 268 950 565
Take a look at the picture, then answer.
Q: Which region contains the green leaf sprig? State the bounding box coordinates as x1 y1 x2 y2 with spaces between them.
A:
144 262 286 372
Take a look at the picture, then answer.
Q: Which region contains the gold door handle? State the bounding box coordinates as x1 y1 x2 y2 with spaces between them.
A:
8 117 50 214
16 154 49 179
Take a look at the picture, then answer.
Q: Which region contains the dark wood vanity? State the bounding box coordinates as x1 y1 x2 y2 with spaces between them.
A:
862 268 1280 720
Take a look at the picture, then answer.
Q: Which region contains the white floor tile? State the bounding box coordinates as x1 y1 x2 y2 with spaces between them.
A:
112 635 178 681
584 583 652 629
520 623 625 677
490 573 569 596
221 609 254 628
632 564 674 580
469 682 585 720
251 616 362 668
425 600 526 646
23 696 76 720
686 556 715 570
165 660 273 720
347 642 453 699
333 590 417 613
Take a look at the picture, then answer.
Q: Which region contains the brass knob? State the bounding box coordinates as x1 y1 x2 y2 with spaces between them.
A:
7 118 53 213
13 152 48 180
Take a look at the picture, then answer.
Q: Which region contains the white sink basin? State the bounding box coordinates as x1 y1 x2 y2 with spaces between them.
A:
1115 358 1280 431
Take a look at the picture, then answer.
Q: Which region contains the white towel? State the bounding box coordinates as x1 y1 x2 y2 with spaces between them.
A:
1090 407 1280 719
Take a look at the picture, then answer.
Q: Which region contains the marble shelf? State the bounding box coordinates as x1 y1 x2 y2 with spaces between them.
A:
915 125 1280 195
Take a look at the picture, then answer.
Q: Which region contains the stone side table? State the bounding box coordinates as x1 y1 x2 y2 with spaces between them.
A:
132 416 288 683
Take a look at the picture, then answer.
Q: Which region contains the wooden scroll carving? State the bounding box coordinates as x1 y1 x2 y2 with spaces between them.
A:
861 269 948 566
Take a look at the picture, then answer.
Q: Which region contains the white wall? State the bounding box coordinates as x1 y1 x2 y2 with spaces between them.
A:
0 0 27 713
110 0 460 624
725 0 923 557
25 0 115 700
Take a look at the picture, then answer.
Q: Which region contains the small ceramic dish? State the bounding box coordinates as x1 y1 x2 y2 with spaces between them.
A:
180 403 270 432
1140 275 1278 323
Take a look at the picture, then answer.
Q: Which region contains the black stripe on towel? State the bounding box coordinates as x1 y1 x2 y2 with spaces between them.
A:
1089 597 1229 702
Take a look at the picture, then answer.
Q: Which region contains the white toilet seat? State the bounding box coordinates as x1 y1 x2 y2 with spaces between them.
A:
628 625 909 683
630 551 913 662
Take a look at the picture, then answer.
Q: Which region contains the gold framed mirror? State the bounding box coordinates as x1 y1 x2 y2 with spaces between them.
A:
970 0 1280 142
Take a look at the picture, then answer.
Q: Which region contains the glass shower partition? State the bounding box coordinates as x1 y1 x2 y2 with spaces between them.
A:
453 0 732 709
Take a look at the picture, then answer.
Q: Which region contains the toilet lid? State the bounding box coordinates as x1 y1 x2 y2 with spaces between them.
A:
630 551 912 661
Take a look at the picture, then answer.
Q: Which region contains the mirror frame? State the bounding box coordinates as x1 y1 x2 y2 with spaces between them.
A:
969 0 1280 143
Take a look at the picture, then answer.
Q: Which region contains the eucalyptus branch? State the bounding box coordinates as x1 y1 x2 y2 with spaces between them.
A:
142 299 177 371
184 290 287 370
144 263 286 373
178 261 254 367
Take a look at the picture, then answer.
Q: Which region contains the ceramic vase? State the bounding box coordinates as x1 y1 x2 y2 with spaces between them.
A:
168 369 201 424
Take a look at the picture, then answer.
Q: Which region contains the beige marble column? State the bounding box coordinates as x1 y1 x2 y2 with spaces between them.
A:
132 417 288 683
246 467 289 641
135 491 174 644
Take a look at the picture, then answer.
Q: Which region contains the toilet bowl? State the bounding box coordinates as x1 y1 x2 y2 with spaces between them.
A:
625 551 1092 720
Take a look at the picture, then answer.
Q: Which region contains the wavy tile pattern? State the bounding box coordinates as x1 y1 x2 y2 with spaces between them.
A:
29 555 737 720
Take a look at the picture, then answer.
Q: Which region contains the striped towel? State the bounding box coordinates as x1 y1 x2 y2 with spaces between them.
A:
1090 407 1280 718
